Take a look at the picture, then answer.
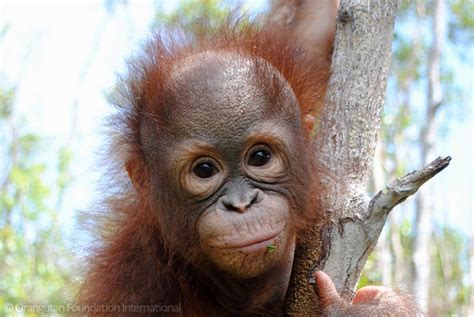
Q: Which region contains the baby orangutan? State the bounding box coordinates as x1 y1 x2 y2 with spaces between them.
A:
78 1 418 315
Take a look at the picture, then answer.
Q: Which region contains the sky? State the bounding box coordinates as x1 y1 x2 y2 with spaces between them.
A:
0 0 472 245
1 0 158 242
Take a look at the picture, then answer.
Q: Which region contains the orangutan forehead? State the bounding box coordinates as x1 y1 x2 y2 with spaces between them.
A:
170 51 256 87
162 51 301 145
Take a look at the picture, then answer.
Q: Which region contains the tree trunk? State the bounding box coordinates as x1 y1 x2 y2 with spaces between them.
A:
284 0 399 313
271 0 451 315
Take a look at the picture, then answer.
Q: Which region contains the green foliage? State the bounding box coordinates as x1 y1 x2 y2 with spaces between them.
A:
57 146 73 192
154 0 232 36
429 227 470 315
0 86 14 119
358 252 382 288
0 87 74 316
359 223 469 314
449 0 474 43
391 36 424 86
153 0 255 39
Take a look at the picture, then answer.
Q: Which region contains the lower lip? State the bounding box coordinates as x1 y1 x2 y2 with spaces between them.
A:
236 234 280 253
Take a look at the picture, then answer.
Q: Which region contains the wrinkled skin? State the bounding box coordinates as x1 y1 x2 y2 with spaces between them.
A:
138 52 312 311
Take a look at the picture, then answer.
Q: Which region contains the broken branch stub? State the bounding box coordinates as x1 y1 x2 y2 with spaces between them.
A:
311 156 452 300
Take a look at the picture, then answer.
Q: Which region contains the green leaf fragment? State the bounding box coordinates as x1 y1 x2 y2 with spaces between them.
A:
266 244 276 253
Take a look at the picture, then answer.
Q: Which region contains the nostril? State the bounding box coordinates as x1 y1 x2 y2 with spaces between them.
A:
223 201 249 213
223 201 239 212
249 191 258 206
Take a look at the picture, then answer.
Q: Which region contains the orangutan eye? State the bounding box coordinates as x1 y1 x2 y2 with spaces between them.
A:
248 149 272 167
183 156 225 197
193 162 218 178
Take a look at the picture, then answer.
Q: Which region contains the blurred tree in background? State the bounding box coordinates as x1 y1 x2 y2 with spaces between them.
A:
360 0 473 315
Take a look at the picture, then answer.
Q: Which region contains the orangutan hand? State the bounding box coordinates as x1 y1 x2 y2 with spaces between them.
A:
314 271 420 316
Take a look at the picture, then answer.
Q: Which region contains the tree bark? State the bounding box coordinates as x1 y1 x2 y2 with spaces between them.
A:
275 0 451 314
283 0 399 313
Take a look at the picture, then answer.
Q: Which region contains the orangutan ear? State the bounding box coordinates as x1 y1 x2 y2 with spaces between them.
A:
125 158 147 192
303 114 316 134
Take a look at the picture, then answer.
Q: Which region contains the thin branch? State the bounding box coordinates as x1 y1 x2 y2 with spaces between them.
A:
307 156 451 300
368 156 451 220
